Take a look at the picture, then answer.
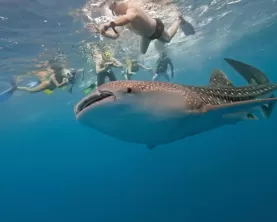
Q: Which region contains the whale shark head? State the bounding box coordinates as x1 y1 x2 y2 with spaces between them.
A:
75 80 194 122
74 80 199 146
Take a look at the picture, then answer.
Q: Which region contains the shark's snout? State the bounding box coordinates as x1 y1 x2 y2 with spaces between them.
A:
74 90 115 116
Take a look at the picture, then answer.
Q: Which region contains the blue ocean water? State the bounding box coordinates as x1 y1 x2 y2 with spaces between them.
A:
1 1 277 222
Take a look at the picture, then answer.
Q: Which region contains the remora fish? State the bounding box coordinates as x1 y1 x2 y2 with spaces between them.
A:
74 58 277 149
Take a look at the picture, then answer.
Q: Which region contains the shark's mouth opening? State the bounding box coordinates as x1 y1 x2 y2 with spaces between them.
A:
75 90 114 115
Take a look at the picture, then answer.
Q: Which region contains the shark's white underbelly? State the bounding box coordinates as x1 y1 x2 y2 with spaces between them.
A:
78 103 234 146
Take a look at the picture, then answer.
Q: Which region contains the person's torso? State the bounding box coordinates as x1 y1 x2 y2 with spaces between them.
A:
156 58 169 72
99 58 112 72
35 70 52 81
126 7 156 37
48 71 64 90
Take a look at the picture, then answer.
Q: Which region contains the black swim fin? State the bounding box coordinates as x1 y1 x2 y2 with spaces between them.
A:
180 17 195 36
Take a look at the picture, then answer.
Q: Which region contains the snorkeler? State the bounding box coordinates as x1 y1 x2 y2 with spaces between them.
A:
122 58 152 80
16 62 75 94
63 67 84 93
82 50 123 95
152 51 174 81
86 1 195 54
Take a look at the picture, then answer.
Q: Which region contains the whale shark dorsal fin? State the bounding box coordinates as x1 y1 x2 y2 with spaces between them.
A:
209 69 234 87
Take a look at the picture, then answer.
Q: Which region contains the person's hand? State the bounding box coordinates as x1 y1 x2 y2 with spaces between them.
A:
130 72 136 75
104 62 114 67
86 23 100 33
147 68 152 72
63 78 69 83
99 22 111 34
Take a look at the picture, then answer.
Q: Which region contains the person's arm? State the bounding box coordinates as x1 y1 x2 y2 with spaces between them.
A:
100 29 120 39
99 9 136 36
51 75 67 88
168 59 174 78
87 23 119 39
112 9 136 26
138 63 151 71
111 57 124 68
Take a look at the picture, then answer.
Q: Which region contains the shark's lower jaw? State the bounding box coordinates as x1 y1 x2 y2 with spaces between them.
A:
75 90 114 116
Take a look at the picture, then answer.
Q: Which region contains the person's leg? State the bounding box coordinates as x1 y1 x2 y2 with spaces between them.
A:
152 73 160 81
140 37 151 54
107 70 117 81
97 72 105 87
159 17 182 43
17 81 49 93
124 74 131 80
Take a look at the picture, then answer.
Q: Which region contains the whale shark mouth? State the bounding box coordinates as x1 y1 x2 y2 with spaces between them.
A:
75 90 115 115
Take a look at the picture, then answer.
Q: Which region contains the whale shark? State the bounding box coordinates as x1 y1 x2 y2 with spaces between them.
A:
74 58 277 149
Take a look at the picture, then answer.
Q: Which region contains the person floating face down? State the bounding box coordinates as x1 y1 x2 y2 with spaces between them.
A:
123 58 152 80
152 51 174 81
82 50 123 95
16 62 75 94
86 1 188 54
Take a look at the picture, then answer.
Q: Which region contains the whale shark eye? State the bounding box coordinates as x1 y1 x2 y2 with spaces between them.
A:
127 87 132 93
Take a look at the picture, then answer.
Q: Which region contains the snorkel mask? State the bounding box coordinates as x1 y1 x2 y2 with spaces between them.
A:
63 68 76 82
102 51 112 60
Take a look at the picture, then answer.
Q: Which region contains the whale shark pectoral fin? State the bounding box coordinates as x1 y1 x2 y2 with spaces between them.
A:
246 113 258 120
202 97 277 116
223 112 258 120
147 145 156 150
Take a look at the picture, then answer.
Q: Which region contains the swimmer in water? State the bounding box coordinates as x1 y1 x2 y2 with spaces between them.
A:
16 60 54 83
16 62 73 94
152 51 174 81
87 0 191 54
122 58 152 80
82 49 123 95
